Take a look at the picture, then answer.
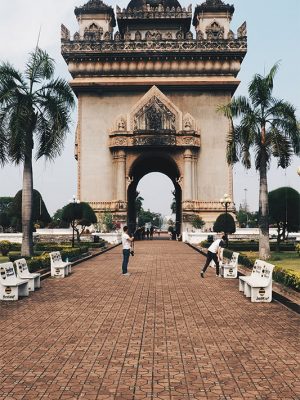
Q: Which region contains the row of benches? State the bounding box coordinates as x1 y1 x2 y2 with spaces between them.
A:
0 251 72 301
213 250 274 302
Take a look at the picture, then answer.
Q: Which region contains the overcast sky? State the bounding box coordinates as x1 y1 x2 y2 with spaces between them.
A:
0 0 299 217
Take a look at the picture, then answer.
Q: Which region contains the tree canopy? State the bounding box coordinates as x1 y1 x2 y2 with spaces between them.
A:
0 48 74 255
213 213 236 234
219 62 300 259
269 187 300 249
62 202 97 240
9 189 51 231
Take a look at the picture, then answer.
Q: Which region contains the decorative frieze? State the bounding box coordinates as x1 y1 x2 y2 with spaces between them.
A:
109 133 200 149
61 37 247 55
182 200 235 212
89 200 127 211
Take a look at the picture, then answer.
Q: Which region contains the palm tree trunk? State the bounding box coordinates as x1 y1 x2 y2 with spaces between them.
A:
21 154 34 257
258 150 270 259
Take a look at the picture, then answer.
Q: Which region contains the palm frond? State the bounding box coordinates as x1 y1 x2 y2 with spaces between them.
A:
25 48 55 88
269 127 293 168
0 111 8 165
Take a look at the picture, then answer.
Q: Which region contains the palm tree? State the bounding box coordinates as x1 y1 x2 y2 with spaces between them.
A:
219 63 300 259
0 48 75 256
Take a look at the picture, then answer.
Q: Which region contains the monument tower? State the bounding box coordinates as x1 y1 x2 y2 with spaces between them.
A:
61 0 247 232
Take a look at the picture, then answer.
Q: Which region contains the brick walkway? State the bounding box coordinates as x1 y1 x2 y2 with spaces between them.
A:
0 241 299 400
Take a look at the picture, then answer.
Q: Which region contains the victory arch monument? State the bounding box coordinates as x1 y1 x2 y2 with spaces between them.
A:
61 0 247 233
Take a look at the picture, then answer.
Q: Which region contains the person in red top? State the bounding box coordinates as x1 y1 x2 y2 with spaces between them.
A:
200 233 226 278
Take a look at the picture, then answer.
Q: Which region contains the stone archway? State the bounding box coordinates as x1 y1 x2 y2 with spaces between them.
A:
127 152 182 235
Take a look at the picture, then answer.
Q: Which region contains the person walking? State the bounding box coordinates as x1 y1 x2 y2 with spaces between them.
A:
121 226 134 276
200 234 226 278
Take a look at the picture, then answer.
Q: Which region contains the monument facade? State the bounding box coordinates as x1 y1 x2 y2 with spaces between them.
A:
61 0 247 232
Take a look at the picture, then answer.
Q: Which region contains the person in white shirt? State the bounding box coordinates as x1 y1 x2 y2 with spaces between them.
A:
121 225 134 275
200 234 226 278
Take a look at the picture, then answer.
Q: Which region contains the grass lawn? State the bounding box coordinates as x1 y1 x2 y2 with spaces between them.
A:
0 256 9 263
241 251 300 273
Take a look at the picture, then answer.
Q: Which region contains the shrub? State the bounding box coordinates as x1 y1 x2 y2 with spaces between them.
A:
213 213 236 234
0 240 12 256
273 268 300 292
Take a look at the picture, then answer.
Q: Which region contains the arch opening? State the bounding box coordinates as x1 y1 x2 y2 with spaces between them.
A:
127 152 182 236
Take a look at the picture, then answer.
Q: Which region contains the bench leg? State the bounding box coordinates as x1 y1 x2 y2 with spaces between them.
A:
0 286 19 301
27 278 35 292
224 266 237 279
238 279 244 292
244 283 251 297
34 276 41 289
251 286 272 302
18 283 29 297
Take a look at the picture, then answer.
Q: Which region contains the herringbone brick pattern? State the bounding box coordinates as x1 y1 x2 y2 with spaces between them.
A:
0 241 299 399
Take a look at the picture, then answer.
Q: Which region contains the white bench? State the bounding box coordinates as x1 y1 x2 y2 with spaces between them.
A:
239 260 274 302
0 262 29 301
50 251 71 278
220 252 239 278
239 259 264 293
15 258 41 291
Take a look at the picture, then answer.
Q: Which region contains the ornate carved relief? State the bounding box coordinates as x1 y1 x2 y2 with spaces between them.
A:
227 30 235 40
132 135 176 147
129 86 182 132
114 31 121 41
183 113 196 131
133 96 176 132
206 21 224 40
237 21 247 38
83 25 103 41
61 24 70 40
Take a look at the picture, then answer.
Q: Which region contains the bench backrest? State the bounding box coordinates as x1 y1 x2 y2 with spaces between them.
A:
14 258 29 274
0 262 17 281
260 262 274 283
230 252 239 266
50 251 63 264
251 259 264 277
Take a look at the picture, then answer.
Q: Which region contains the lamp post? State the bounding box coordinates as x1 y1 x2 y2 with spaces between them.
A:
70 195 80 247
220 193 232 246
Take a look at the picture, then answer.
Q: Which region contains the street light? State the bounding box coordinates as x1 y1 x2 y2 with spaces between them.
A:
70 195 80 247
220 193 232 246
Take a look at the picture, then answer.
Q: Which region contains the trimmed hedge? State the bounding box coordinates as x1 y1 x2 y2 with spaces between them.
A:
200 240 295 252
8 246 89 273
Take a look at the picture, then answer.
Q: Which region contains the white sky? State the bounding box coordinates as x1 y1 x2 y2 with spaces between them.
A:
0 0 299 216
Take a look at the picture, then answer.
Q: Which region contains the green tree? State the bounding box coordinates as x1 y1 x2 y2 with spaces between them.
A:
48 208 69 228
9 189 51 231
213 213 236 235
219 63 300 259
101 211 115 233
191 215 205 230
62 202 97 241
135 191 144 218
0 48 75 256
138 209 154 227
0 212 10 231
0 197 13 214
269 187 300 250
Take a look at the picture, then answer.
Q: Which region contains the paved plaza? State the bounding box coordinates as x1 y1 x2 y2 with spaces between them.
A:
0 241 299 400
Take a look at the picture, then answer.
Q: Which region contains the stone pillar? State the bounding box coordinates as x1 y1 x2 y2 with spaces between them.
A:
116 150 126 201
184 149 192 200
